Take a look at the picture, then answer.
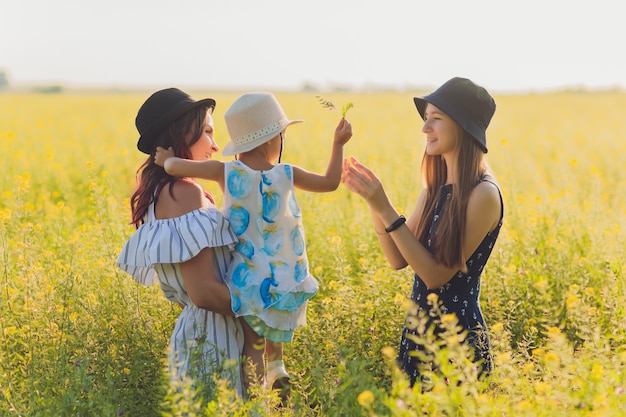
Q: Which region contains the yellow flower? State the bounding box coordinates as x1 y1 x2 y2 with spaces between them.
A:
566 295 579 309
592 394 607 409
393 293 406 304
547 327 562 338
517 399 532 410
591 363 603 379
496 352 511 365
0 208 11 222
543 351 560 366
441 313 457 326
534 381 549 395
427 293 438 305
3 326 17 336
357 390 375 407
533 279 548 291
330 235 343 248
381 346 395 359
491 322 504 333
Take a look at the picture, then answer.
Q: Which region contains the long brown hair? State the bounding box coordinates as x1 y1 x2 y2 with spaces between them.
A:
415 130 489 269
130 106 214 228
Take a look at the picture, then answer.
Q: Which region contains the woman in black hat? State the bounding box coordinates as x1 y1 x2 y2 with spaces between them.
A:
342 77 503 387
117 88 245 396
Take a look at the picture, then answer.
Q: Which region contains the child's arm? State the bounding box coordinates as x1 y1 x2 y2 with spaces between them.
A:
155 146 225 187
292 118 352 192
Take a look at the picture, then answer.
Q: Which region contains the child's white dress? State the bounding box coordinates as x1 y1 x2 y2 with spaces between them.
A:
223 160 319 342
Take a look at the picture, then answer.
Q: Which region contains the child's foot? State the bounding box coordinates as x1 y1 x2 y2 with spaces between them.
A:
266 360 291 406
272 375 291 406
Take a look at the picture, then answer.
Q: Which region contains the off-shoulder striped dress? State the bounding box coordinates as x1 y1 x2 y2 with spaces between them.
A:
117 201 245 396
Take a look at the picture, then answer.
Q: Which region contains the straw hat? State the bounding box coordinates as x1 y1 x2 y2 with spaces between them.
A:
222 92 303 157
414 77 495 153
135 88 216 154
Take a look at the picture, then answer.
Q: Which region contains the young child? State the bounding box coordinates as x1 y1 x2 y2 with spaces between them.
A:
155 92 352 399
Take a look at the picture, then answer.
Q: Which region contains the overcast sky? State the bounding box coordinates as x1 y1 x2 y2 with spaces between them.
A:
1 0 625 93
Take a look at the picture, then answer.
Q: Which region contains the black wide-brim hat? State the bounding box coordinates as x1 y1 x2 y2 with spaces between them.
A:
414 77 495 153
135 88 216 154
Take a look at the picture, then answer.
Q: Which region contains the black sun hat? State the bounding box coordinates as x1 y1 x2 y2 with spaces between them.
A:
135 88 216 154
413 77 495 153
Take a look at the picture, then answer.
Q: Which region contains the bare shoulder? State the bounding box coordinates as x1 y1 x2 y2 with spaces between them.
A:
467 180 502 229
473 180 500 199
155 179 207 219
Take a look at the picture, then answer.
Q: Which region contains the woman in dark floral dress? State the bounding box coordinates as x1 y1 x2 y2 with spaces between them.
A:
342 77 503 387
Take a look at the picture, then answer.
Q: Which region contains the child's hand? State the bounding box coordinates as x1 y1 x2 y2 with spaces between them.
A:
334 118 353 146
155 146 175 167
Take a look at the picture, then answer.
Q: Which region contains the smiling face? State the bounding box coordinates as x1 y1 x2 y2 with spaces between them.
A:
421 103 464 158
188 111 219 161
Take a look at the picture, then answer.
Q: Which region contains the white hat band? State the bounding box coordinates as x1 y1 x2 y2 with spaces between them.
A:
232 119 285 146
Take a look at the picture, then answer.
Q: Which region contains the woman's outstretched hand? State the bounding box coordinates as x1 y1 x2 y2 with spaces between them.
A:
341 156 392 214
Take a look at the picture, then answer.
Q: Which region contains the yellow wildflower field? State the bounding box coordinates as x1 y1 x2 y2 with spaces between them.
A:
0 91 625 416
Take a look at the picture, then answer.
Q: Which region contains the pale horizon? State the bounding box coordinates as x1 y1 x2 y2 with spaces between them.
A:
2 0 625 94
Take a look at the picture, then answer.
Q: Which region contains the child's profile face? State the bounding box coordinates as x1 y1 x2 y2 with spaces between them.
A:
266 130 285 162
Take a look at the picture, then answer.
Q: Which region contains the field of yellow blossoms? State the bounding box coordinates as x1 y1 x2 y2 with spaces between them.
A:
1 90 625 416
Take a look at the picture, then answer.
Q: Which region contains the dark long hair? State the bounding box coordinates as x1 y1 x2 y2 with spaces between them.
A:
415 130 489 269
130 106 214 228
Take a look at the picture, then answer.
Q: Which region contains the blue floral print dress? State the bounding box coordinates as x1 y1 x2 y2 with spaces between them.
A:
398 176 503 386
223 160 319 343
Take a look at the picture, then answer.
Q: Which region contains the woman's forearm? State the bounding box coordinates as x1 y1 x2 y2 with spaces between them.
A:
180 248 235 316
370 207 408 270
192 281 234 316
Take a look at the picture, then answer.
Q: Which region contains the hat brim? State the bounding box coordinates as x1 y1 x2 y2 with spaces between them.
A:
413 96 488 153
137 98 216 154
222 119 304 157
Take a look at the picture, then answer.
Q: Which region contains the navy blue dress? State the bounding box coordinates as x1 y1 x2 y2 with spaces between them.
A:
398 176 503 386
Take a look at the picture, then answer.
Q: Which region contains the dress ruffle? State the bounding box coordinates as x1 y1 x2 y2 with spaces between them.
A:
117 208 238 286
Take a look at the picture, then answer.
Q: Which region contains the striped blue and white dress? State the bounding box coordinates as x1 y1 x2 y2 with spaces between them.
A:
116 200 245 396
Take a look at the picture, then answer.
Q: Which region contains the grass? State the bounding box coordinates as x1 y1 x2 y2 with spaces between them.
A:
0 90 625 416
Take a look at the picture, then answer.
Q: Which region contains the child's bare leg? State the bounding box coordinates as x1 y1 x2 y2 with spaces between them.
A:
265 340 283 362
265 340 290 403
240 318 265 389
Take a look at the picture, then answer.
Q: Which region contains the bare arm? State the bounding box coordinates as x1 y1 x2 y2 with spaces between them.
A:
180 248 234 316
155 146 225 190
369 188 427 270
293 118 352 192
154 179 233 315
342 157 501 289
